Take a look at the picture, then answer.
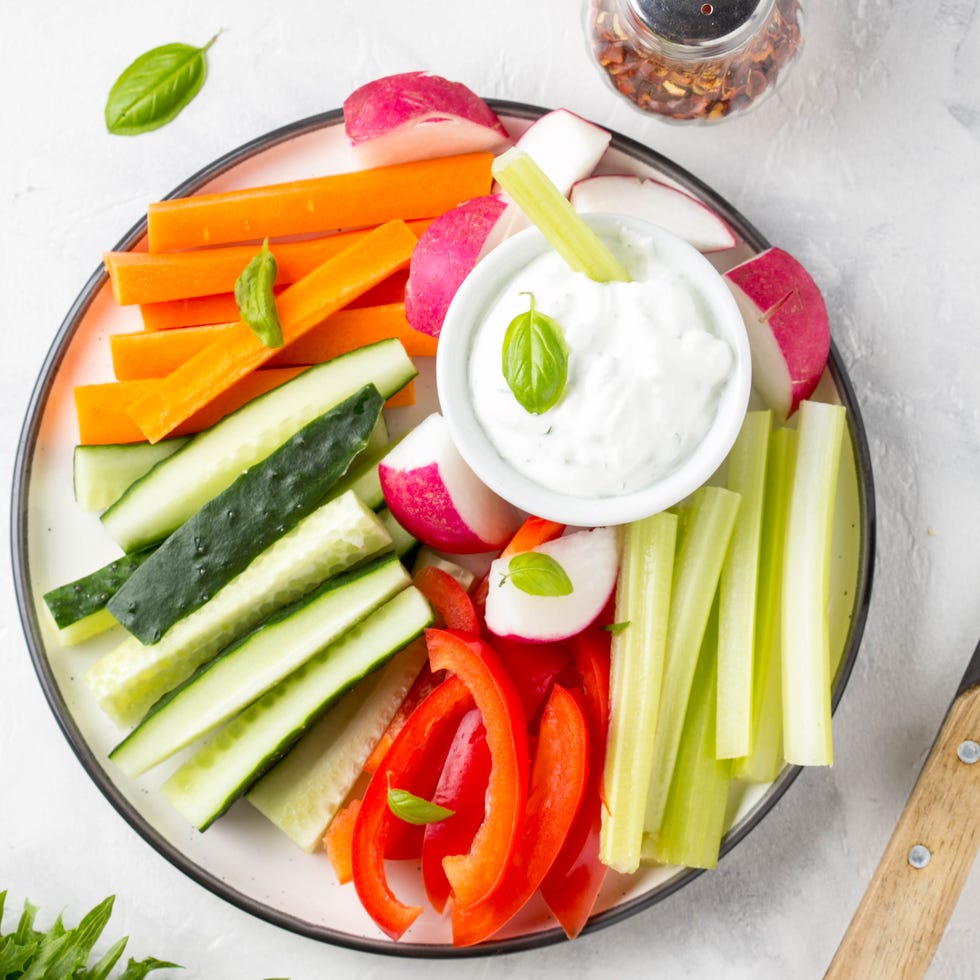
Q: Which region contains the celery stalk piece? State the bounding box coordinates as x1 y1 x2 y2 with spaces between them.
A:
643 485 741 837
733 426 797 782
716 410 772 759
599 511 678 874
643 608 731 869
781 401 846 766
491 148 631 283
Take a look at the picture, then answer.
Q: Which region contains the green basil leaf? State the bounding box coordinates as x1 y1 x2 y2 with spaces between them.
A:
501 292 569 414
387 783 455 826
235 239 284 348
505 552 573 597
603 620 631 634
105 35 218 136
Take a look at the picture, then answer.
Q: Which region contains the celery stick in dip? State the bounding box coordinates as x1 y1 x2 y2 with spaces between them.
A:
468 222 734 499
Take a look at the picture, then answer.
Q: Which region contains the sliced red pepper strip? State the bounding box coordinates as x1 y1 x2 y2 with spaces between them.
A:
413 564 480 636
323 797 361 885
425 628 529 910
451 683 589 947
492 635 572 729
539 626 612 938
351 675 474 940
422 708 492 913
472 515 566 611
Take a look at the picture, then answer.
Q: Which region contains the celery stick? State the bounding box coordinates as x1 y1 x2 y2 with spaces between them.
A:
716 410 771 759
781 402 846 766
643 486 740 836
733 426 796 782
599 511 678 874
643 607 731 869
491 148 631 283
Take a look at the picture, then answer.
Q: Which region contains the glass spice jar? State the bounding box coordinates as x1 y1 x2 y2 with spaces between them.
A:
586 0 805 123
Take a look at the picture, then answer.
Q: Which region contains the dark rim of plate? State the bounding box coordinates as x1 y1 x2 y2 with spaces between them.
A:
10 100 875 959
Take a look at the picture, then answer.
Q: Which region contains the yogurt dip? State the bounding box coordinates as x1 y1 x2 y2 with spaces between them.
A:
468 222 735 499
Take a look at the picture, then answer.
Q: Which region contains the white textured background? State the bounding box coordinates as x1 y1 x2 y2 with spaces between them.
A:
2 1 978 977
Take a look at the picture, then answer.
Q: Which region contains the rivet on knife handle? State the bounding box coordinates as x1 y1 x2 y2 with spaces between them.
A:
825 683 980 980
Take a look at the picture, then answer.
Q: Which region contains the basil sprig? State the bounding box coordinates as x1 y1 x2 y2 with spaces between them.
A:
503 552 574 597
501 292 569 415
387 779 455 826
235 239 284 348
105 35 218 136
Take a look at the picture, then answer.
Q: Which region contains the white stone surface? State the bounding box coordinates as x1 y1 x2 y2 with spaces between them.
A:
1 1 977 977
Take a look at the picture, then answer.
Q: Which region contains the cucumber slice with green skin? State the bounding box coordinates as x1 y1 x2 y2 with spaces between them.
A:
102 338 417 554
246 638 427 851
42 548 155 641
87 490 392 728
74 439 189 512
108 385 384 645
377 506 417 559
110 554 411 778
162 585 433 831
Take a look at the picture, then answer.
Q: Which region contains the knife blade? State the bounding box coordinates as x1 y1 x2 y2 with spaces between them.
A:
825 635 980 979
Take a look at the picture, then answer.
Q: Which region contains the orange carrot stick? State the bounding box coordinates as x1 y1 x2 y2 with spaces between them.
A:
139 270 409 331
127 220 418 443
76 368 414 444
147 153 492 252
74 368 307 445
110 305 436 381
106 221 431 306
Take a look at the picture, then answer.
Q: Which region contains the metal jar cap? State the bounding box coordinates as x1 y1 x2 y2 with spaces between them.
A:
627 0 774 48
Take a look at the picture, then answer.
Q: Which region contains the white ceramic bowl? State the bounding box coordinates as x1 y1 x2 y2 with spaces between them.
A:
436 213 753 526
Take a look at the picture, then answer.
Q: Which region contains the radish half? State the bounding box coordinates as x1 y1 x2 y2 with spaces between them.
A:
484 527 620 642
570 175 736 253
512 109 611 197
723 247 831 421
378 413 522 554
343 71 512 167
404 194 509 337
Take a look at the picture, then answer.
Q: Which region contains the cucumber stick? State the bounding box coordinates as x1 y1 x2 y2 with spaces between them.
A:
108 385 383 645
102 338 416 553
110 555 411 778
600 510 677 874
163 585 433 831
87 490 392 727
42 548 154 646
246 638 427 851
74 438 189 512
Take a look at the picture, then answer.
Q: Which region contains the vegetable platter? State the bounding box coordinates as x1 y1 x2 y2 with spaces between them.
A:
11 98 874 955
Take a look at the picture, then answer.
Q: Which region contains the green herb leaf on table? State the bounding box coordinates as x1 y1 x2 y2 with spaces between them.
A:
235 239 285 348
387 780 455 826
105 35 218 136
501 292 569 414
504 552 574 597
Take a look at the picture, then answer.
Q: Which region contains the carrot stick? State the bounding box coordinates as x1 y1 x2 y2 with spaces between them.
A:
127 220 418 443
111 305 436 381
147 153 492 252
74 368 307 445
76 368 415 444
139 270 409 331
106 221 431 306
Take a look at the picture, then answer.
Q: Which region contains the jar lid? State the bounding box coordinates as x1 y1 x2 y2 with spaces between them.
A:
627 0 773 48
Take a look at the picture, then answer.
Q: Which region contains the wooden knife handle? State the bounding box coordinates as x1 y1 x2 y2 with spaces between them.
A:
825 684 980 979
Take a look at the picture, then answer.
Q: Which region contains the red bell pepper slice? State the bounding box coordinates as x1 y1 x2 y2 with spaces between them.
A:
451 683 589 946
421 708 492 913
323 797 361 885
351 675 474 940
413 564 480 636
492 635 572 728
539 626 612 937
424 628 529 910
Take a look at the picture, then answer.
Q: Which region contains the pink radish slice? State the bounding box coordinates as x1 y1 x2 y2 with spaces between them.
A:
484 527 620 643
378 413 522 554
570 175 736 253
723 247 831 421
512 109 612 197
404 194 509 337
343 71 512 167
